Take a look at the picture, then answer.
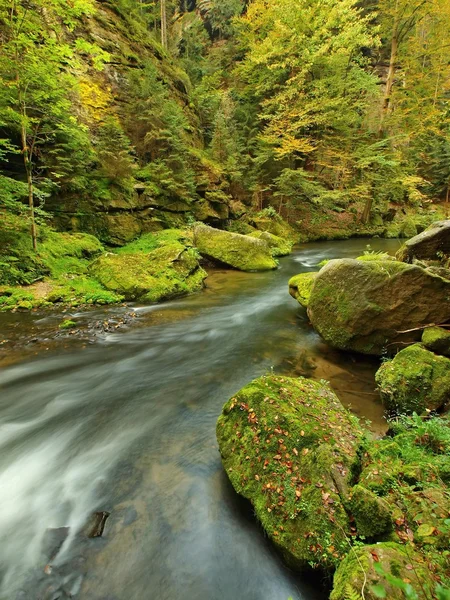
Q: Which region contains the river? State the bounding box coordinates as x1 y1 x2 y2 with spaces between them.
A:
0 238 401 600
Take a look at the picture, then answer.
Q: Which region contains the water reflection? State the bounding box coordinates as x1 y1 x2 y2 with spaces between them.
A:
0 238 401 600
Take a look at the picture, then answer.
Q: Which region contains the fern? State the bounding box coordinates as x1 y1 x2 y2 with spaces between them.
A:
344 585 362 600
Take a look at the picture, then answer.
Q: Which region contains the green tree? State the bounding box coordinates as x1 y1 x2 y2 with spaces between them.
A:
0 0 93 249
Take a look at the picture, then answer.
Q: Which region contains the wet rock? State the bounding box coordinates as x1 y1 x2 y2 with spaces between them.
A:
422 326 450 357
307 258 450 355
248 231 293 257
330 542 434 600
216 375 363 571
193 224 277 271
396 220 450 263
90 243 207 302
288 273 317 308
85 511 110 538
375 344 450 414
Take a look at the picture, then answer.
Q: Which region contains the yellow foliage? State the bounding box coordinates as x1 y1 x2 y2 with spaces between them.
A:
77 78 113 122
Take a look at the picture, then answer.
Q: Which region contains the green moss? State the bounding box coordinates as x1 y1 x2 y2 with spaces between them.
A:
0 286 48 311
248 231 293 257
349 485 392 537
91 242 207 302
48 277 124 306
216 375 364 571
59 319 77 330
193 224 278 271
288 272 317 308
116 229 192 254
330 542 434 600
356 252 394 262
39 232 104 278
422 327 450 357
375 344 450 414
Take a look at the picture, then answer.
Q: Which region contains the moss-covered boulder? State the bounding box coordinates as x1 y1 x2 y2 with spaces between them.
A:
250 213 296 241
216 375 364 571
349 485 392 538
330 542 434 600
422 326 450 357
288 273 317 308
90 243 207 302
193 224 277 271
397 220 450 263
307 259 450 355
248 231 293 257
375 344 450 414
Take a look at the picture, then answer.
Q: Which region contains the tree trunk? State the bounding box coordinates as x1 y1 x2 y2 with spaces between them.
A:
20 123 37 251
161 0 167 48
361 195 373 224
379 15 399 134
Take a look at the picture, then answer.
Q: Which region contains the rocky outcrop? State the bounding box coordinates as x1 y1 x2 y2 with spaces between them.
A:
397 220 450 263
248 231 293 257
288 273 317 308
216 375 363 571
375 344 450 414
193 224 277 271
422 326 450 357
90 241 207 302
330 543 434 600
307 258 450 355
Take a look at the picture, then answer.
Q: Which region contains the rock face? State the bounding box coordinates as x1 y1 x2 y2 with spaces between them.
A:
90 243 207 302
330 542 434 600
422 326 450 356
375 344 450 414
216 375 363 570
397 220 450 263
248 231 293 257
307 258 450 355
288 273 317 308
193 224 277 271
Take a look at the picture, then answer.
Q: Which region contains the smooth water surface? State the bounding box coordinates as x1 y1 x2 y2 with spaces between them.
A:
0 238 402 600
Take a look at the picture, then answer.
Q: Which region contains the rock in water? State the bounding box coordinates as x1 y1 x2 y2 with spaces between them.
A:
375 343 450 414
216 375 363 571
193 224 277 271
307 259 450 355
396 220 450 263
90 243 207 302
288 272 317 308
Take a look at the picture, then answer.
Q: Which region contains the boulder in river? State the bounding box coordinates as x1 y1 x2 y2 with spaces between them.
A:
90 242 207 302
422 326 450 357
330 542 435 600
307 258 450 355
375 343 450 414
216 375 363 571
288 273 317 308
193 224 277 271
396 220 450 263
248 230 293 257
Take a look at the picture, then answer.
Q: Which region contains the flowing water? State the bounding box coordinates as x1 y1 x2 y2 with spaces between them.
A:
0 238 402 600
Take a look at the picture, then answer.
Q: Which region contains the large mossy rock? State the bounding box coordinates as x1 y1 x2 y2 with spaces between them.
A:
193 224 277 271
90 243 207 302
216 375 363 571
375 344 450 414
397 220 450 263
307 259 450 355
288 273 317 308
349 485 392 538
248 231 293 257
422 326 450 357
330 542 434 600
